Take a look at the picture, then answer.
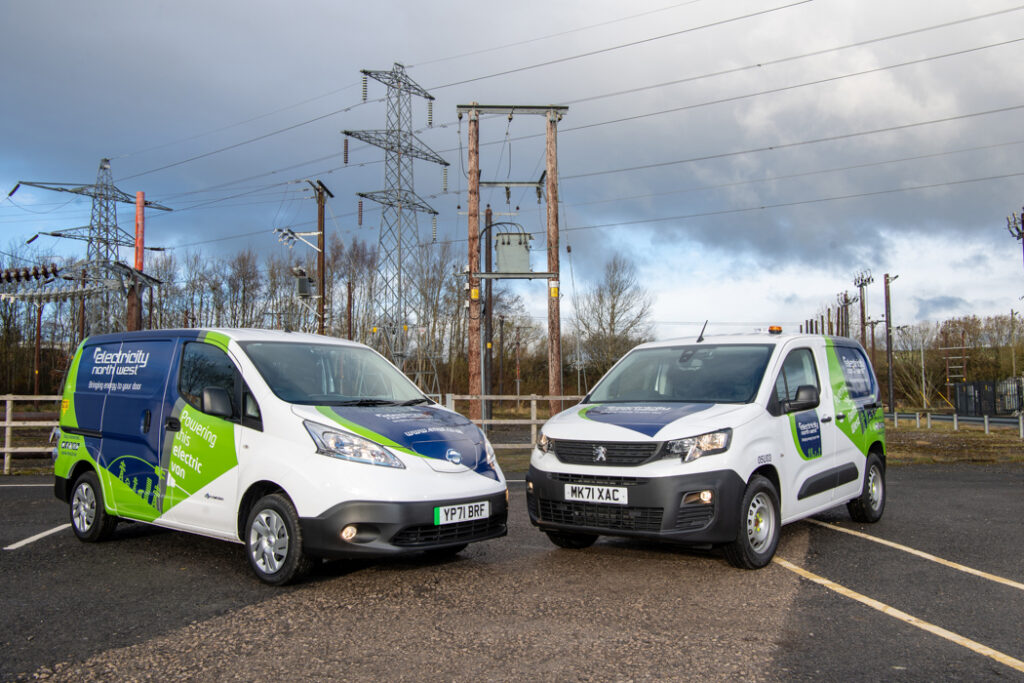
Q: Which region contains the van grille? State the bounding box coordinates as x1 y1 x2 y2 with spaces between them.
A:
552 440 660 467
537 499 663 531
391 514 506 547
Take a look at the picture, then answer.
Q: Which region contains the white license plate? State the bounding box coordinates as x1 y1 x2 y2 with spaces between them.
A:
564 483 628 505
434 500 490 525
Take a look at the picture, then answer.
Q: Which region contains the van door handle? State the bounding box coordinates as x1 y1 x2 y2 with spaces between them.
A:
835 413 846 420
141 410 151 434
165 417 181 432
821 416 833 423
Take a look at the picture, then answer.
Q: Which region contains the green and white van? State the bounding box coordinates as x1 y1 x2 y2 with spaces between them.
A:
526 330 885 568
54 328 507 584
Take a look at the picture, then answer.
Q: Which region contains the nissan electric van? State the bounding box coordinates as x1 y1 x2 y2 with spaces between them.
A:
54 329 507 584
526 331 885 569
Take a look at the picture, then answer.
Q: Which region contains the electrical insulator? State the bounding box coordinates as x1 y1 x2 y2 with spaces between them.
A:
505 186 511 204
361 74 368 102
343 138 349 165
432 216 437 242
358 200 363 226
442 167 448 193
427 100 433 128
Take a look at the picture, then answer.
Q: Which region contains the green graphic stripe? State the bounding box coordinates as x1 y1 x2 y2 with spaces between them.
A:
200 330 231 351
59 340 86 430
314 406 420 457
578 405 595 421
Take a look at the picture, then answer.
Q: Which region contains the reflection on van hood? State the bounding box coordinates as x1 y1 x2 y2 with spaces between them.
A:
294 404 496 478
549 402 752 440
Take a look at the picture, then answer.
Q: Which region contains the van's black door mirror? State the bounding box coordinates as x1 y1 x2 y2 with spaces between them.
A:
787 385 820 413
202 386 233 418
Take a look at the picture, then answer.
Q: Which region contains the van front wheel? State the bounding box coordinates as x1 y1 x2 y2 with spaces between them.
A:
724 475 780 570
847 453 885 523
70 470 117 542
245 494 313 585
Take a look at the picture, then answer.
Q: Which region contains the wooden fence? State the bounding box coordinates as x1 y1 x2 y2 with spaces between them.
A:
445 394 583 450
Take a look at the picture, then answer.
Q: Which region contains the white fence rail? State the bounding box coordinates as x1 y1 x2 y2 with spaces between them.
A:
445 394 583 451
2 394 61 474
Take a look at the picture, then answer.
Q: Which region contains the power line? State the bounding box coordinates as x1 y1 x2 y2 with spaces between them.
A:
425 170 1024 246
558 5 1024 107
562 103 1024 181
428 0 814 90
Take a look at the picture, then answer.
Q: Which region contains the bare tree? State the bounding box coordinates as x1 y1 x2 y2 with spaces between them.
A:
570 254 654 376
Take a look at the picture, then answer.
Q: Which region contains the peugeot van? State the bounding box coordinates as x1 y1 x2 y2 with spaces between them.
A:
54 329 507 584
526 330 885 569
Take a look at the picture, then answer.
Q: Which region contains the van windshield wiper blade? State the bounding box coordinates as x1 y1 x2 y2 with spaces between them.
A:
400 398 432 406
329 399 399 406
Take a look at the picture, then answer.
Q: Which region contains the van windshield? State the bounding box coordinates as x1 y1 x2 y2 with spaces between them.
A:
240 342 426 406
586 344 774 404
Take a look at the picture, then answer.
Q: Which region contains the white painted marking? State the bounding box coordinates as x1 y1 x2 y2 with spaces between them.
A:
0 484 51 488
807 519 1024 592
774 557 1024 674
3 523 71 551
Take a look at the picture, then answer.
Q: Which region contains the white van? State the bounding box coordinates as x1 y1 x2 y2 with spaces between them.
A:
526 330 885 568
54 329 507 584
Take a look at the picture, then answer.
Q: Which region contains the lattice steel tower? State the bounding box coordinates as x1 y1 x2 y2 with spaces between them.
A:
12 158 170 334
344 63 448 386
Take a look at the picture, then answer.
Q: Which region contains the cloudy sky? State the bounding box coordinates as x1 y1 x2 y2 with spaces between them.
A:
2 0 1023 338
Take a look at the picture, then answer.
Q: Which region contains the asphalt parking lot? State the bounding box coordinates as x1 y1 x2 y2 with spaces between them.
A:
2 464 1023 681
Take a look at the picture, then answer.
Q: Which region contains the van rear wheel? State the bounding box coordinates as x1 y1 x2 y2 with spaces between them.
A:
70 470 117 542
847 453 885 523
545 530 597 549
724 475 780 570
245 493 313 585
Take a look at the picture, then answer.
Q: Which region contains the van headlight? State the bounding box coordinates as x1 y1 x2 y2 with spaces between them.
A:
304 421 405 469
485 438 497 467
666 429 732 463
537 431 553 454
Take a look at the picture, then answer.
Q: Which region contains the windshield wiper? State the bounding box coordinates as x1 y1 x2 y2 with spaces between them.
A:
330 399 399 407
400 398 432 406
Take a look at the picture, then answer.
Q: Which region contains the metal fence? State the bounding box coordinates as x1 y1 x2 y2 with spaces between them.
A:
952 379 1023 417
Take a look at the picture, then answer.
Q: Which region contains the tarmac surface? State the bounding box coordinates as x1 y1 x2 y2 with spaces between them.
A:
2 464 1022 681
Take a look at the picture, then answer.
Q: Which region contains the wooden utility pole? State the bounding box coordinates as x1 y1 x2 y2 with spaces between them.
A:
457 104 567 421
467 106 482 420
127 191 145 332
308 180 334 335
884 273 898 413
484 204 493 422
546 110 563 416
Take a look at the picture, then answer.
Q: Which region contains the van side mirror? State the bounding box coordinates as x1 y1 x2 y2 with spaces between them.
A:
787 385 820 413
202 386 233 418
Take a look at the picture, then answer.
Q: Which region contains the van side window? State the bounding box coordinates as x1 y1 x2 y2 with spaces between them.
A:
774 348 819 405
833 345 876 400
179 342 239 419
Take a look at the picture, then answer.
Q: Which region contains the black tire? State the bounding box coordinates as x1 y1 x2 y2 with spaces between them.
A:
724 475 780 570
847 452 886 523
245 493 314 586
545 530 598 549
69 470 117 542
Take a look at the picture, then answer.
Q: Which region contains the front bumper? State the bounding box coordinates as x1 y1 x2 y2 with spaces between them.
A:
300 490 507 559
526 465 745 545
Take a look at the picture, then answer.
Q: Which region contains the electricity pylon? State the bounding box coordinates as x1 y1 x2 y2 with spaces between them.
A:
344 63 448 397
10 158 170 334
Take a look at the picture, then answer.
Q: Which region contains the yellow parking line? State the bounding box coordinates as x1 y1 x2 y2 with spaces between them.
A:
773 557 1024 674
807 519 1024 592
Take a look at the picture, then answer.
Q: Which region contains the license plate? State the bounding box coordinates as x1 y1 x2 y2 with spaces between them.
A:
564 483 628 505
434 500 490 525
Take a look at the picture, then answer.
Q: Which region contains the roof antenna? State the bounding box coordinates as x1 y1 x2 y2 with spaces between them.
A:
696 320 708 343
